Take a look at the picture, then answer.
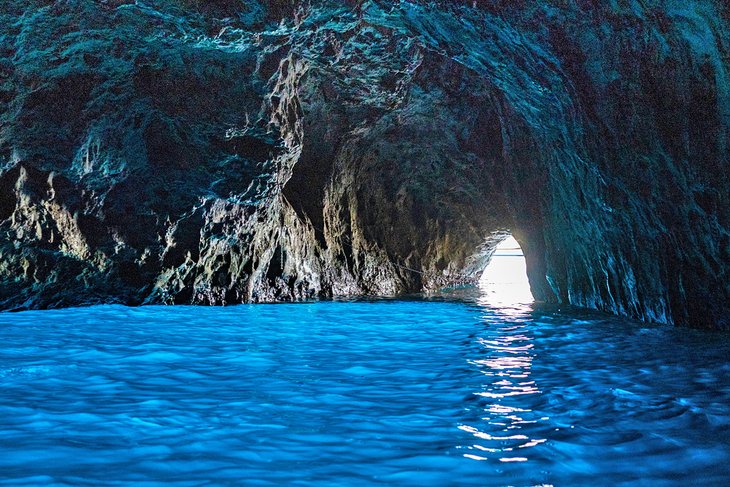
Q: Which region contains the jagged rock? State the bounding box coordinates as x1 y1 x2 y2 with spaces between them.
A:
0 0 728 329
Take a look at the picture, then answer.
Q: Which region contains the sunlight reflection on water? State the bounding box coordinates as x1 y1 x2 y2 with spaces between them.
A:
460 285 546 465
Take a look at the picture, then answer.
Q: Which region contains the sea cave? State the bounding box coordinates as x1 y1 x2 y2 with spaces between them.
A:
0 0 729 484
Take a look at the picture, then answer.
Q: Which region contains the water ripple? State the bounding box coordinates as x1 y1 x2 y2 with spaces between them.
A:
0 298 728 485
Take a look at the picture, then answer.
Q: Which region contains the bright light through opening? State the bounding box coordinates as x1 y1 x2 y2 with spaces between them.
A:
479 236 534 305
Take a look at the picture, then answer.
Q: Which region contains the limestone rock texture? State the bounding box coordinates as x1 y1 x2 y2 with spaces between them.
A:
0 0 728 328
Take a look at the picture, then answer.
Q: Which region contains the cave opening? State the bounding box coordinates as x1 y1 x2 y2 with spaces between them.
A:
479 235 534 305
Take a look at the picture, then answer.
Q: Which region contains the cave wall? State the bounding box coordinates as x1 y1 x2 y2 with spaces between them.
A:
0 0 728 328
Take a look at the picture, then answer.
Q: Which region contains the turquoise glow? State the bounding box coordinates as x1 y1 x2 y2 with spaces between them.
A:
0 299 728 485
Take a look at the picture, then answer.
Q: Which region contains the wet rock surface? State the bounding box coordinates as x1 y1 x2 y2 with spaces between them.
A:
0 0 728 328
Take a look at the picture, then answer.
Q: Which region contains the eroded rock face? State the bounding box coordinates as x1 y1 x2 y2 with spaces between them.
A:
0 0 728 328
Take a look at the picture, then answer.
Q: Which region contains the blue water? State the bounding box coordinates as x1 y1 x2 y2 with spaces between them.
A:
0 295 729 486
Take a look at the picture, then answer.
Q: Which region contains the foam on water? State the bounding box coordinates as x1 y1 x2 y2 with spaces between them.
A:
0 295 728 486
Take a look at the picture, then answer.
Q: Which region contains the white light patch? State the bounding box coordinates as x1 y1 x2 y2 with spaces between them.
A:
479 236 534 304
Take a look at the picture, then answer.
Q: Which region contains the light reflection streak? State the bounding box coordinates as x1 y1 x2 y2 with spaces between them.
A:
499 457 528 463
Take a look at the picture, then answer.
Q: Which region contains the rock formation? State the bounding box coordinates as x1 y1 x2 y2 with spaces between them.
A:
0 0 728 328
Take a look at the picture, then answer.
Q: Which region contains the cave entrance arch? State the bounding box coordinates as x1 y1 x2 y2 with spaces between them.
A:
479 235 534 305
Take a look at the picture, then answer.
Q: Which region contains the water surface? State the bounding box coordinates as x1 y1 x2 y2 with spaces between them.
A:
0 295 729 486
